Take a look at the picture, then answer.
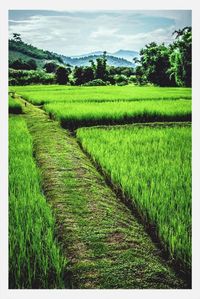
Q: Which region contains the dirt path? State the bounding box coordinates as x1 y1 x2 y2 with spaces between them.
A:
21 100 187 289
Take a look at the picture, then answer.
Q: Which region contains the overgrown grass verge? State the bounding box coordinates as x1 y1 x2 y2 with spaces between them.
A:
9 116 67 288
44 100 191 130
77 123 191 274
9 96 23 114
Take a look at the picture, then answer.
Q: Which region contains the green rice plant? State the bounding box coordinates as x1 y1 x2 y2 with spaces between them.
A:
9 96 22 114
44 100 191 129
19 102 188 288
9 116 67 288
10 85 191 105
77 124 191 271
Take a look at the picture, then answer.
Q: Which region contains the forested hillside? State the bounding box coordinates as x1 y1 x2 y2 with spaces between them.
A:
9 35 135 68
9 35 63 69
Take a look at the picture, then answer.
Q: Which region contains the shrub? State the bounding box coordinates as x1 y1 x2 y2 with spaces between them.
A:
117 81 128 86
114 74 129 85
83 79 107 86
9 58 37 70
43 62 58 73
9 69 55 85
128 75 137 84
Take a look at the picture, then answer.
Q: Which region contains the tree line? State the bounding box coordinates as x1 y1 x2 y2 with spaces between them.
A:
9 51 135 86
134 26 191 87
9 27 191 87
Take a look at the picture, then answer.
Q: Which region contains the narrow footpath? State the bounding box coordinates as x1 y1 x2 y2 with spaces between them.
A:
22 99 187 289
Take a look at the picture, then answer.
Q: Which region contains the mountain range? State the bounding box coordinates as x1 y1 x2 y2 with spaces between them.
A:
61 53 137 68
9 39 139 68
71 50 139 62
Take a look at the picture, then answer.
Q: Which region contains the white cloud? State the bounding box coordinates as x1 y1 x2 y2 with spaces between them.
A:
118 26 176 48
9 11 191 56
90 27 118 38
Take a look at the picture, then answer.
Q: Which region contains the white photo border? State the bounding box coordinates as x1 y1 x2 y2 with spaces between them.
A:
0 1 199 299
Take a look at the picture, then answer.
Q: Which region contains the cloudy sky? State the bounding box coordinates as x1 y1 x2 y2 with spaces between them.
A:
9 10 191 56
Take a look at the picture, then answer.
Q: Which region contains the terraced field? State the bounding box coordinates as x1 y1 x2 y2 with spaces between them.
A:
9 85 192 289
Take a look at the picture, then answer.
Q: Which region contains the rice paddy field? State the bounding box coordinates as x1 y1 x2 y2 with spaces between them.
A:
9 116 67 288
9 84 192 288
9 95 22 114
10 85 192 104
44 100 191 129
77 123 192 271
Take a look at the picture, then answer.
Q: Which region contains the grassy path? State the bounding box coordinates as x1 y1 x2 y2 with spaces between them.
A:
21 100 187 289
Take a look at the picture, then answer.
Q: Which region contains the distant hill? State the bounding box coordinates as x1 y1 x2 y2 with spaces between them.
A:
70 50 139 62
9 39 137 68
112 50 139 62
61 54 135 67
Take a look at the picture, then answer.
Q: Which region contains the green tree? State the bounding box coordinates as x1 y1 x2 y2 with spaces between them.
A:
83 67 95 82
114 74 129 85
95 51 108 81
135 42 175 86
134 27 191 87
134 65 147 85
73 66 94 85
73 66 84 85
89 59 96 73
9 59 25 70
9 58 37 70
12 33 22 42
169 26 192 87
27 59 37 70
43 62 58 73
55 66 70 85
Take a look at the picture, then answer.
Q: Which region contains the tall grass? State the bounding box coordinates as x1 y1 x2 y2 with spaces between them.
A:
9 96 22 114
10 85 192 105
9 116 67 288
77 124 191 271
44 100 191 129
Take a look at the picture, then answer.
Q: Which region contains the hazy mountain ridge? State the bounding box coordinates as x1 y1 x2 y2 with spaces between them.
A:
70 49 139 63
9 39 138 68
61 53 137 67
112 50 139 62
